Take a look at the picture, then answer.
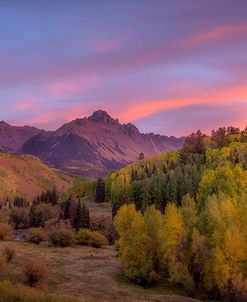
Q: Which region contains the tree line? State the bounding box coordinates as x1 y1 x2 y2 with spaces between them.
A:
112 126 247 301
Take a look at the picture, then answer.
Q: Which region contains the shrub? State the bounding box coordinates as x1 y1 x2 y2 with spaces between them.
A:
2 246 15 263
49 229 75 247
10 207 30 229
90 216 117 244
24 259 47 287
0 256 6 269
28 228 44 245
0 206 10 224
0 280 77 302
0 223 11 240
76 229 108 248
13 196 29 208
29 203 60 227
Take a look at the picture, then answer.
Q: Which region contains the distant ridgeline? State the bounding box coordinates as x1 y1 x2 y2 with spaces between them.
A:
106 126 247 215
0 153 73 202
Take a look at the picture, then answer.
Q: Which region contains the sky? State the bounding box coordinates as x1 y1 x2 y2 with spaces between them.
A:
0 0 247 136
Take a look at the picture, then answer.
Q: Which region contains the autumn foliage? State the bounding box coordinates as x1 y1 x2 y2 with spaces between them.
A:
24 259 47 287
115 192 247 300
114 130 247 301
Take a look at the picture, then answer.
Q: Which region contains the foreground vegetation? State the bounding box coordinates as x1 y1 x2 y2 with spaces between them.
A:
0 125 246 301
110 126 247 301
0 240 200 302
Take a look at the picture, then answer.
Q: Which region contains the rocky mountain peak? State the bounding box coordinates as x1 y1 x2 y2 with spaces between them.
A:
2 110 184 176
88 110 118 125
124 123 140 137
0 121 10 127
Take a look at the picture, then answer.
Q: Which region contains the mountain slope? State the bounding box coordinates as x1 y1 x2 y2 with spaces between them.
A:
20 110 184 176
0 121 42 153
0 153 73 200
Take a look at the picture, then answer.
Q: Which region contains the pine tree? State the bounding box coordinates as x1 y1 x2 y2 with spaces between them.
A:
51 187 58 205
73 200 83 231
138 152 145 160
69 195 77 226
73 200 90 231
63 198 71 220
81 202 90 229
95 177 105 203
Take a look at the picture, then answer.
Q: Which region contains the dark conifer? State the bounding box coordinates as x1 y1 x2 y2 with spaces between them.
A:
95 178 105 203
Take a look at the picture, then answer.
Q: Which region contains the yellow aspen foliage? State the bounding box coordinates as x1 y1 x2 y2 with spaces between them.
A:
187 228 208 285
181 194 198 233
144 205 163 252
197 163 247 212
224 230 247 270
203 194 247 296
191 229 207 267
204 247 230 292
114 203 137 239
169 261 194 291
115 204 161 284
162 203 185 264
120 212 155 284
143 205 164 271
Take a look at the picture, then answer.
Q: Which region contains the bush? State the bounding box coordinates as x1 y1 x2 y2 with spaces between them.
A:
10 207 30 229
2 246 15 263
90 216 117 245
0 223 11 240
28 228 44 245
0 256 6 270
0 206 10 224
49 229 75 247
29 203 60 227
76 229 108 248
0 280 77 302
24 259 47 287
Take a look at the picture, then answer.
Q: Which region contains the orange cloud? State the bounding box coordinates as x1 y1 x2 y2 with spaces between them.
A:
119 83 247 122
180 22 247 48
47 75 97 96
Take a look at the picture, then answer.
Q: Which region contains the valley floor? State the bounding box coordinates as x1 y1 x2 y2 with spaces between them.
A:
0 241 202 302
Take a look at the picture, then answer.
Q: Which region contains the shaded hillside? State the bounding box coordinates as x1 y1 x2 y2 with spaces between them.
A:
19 110 183 176
106 126 247 213
0 153 73 201
0 121 42 153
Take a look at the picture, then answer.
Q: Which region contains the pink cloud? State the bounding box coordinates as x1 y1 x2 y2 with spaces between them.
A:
16 95 41 111
118 83 247 123
94 38 123 53
47 75 97 97
16 101 33 110
184 22 247 46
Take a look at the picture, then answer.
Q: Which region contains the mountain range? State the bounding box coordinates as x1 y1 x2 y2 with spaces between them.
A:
0 110 184 176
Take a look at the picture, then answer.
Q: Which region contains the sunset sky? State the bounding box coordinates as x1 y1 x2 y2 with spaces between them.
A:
1 0 247 136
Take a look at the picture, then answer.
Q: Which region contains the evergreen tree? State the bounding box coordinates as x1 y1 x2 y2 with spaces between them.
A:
95 177 105 203
81 202 90 228
69 194 77 226
129 181 143 211
63 198 71 220
138 152 145 160
73 200 90 231
51 187 58 205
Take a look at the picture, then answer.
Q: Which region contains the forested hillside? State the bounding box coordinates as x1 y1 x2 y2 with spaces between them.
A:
109 126 247 301
0 153 73 200
107 126 247 214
